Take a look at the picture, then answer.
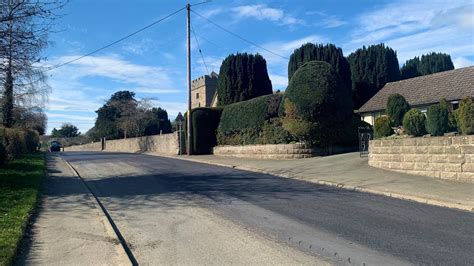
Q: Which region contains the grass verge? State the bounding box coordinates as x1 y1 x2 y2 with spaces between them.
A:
0 153 44 266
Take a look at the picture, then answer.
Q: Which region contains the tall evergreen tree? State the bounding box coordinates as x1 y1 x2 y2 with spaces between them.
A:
288 43 352 91
400 52 454 80
217 53 272 106
347 44 400 109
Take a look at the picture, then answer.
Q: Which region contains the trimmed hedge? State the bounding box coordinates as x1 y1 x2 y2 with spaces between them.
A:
190 107 222 154
218 94 282 135
458 97 474 135
403 109 426 136
374 116 392 138
282 60 353 146
386 94 410 127
426 102 449 136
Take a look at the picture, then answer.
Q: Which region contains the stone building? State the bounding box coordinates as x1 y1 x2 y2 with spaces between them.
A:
357 66 474 125
191 72 218 108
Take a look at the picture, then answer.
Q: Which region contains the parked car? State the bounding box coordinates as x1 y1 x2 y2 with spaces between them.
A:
49 141 62 152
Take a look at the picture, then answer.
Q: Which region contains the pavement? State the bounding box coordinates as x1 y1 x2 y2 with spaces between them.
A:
16 154 129 265
162 152 474 212
45 152 474 265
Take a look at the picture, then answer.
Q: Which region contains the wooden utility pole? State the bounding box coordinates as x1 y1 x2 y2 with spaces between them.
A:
186 3 192 155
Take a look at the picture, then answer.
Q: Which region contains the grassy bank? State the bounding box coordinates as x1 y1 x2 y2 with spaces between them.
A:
0 153 44 266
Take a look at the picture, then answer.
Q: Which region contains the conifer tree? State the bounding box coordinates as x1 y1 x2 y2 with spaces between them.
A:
400 52 454 80
217 53 272 106
347 44 400 109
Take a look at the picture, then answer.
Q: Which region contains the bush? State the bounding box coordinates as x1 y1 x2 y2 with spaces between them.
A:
24 129 40 153
458 97 474 135
190 108 222 154
281 117 315 143
282 61 353 146
403 109 426 136
448 110 458 132
260 118 293 144
3 128 27 160
386 94 410 127
426 103 449 136
374 116 392 138
217 93 282 137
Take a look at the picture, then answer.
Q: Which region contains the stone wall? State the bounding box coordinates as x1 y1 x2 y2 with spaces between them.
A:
213 143 314 159
369 136 474 183
65 133 183 155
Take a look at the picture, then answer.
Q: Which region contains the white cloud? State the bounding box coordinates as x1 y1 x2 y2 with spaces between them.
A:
48 54 178 92
308 11 347 29
232 4 304 26
122 38 155 55
351 0 472 45
453 57 474 68
258 35 328 65
345 0 474 65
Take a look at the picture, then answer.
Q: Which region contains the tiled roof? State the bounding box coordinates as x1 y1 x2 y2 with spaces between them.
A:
357 66 474 113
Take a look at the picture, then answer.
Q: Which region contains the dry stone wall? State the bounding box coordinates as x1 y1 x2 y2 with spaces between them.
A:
65 133 183 155
369 136 474 183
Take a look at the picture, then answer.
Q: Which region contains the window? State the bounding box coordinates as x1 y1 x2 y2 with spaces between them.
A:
196 93 199 99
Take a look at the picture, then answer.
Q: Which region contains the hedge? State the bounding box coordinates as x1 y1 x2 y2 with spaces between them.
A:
374 116 392 138
0 127 39 163
191 107 222 154
403 109 426 136
218 94 282 135
282 60 353 146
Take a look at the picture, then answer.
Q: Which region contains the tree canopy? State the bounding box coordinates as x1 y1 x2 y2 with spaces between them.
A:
90 91 172 140
400 52 454 80
347 44 400 109
217 53 272 106
52 123 80 138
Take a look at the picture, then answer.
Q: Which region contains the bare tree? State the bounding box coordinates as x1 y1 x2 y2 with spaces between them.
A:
0 0 64 127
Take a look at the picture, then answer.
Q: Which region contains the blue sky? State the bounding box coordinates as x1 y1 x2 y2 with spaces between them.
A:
43 0 474 134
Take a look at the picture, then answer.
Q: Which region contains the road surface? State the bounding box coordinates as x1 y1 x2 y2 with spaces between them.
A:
61 152 474 265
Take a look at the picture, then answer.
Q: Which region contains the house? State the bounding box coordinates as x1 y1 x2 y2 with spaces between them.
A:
357 66 474 125
191 72 218 108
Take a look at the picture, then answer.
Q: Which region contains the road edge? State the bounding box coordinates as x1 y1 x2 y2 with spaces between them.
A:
60 155 136 265
162 154 473 213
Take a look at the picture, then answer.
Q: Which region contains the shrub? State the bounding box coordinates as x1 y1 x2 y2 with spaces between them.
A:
190 108 222 154
0 141 6 165
282 61 353 146
217 94 282 136
24 129 40 153
449 109 458 132
3 128 27 160
458 97 474 135
426 102 449 136
281 117 315 143
386 94 410 127
260 118 293 144
403 109 426 136
374 116 392 138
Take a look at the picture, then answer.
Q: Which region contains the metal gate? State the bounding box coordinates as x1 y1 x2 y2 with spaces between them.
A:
358 126 373 157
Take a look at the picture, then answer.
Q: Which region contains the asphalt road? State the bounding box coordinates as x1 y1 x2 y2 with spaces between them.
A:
61 152 474 265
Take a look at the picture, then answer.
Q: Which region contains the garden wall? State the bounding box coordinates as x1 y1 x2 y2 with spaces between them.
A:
65 133 183 155
213 143 313 159
369 136 474 183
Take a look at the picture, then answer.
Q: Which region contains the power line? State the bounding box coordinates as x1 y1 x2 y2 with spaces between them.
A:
191 9 288 60
191 23 209 74
46 6 187 72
